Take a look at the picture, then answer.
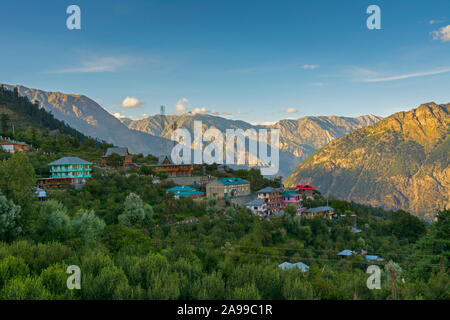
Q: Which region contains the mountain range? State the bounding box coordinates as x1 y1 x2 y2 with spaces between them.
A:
285 103 450 217
1 84 380 177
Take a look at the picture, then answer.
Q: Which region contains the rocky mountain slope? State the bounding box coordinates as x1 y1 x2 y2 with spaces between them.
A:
1 84 167 156
285 103 450 217
2 84 380 177
124 113 381 176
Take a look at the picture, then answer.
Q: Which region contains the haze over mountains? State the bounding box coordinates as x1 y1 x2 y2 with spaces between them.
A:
285 103 450 217
1 84 380 177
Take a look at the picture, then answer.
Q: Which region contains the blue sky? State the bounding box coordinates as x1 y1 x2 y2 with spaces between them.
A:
1 0 450 124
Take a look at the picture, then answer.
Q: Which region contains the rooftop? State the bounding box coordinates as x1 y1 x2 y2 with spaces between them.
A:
338 249 355 256
103 147 128 157
217 177 249 186
166 186 198 193
278 262 309 272
245 198 265 207
304 206 334 213
257 186 282 193
49 157 92 166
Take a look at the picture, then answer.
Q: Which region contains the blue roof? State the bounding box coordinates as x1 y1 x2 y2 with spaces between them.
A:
304 206 334 213
174 191 204 197
278 262 309 272
351 227 362 233
166 186 197 192
49 157 91 166
217 178 249 186
365 255 384 262
338 250 355 256
257 186 282 193
245 199 265 206
282 190 298 197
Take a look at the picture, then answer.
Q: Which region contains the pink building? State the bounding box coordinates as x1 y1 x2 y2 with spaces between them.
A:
281 190 303 214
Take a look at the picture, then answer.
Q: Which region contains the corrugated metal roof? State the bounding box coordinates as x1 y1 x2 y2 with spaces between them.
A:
304 206 334 213
49 157 92 166
217 178 249 186
338 249 355 256
257 186 282 193
245 198 265 206
167 186 197 192
278 261 309 272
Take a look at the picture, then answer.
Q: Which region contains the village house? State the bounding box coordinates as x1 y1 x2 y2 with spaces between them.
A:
0 137 29 153
166 186 205 199
245 198 267 217
37 156 92 188
149 155 194 177
206 178 250 199
102 147 132 166
257 187 283 215
296 184 315 200
301 206 334 219
281 190 303 213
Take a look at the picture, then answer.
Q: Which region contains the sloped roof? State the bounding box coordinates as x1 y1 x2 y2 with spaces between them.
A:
49 157 91 166
104 147 128 157
278 261 309 272
304 206 334 213
351 227 362 233
338 249 355 256
245 198 265 207
365 255 384 262
175 191 204 197
166 186 197 192
157 155 174 165
217 178 249 186
257 186 282 193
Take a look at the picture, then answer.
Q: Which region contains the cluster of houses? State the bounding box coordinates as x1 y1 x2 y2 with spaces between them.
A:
278 250 384 273
0 137 29 153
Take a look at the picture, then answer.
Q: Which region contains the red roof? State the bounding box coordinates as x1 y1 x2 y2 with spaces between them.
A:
295 184 315 190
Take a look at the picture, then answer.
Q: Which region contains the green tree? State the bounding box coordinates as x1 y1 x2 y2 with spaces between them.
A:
118 193 153 227
71 209 106 246
0 152 36 208
0 192 22 242
105 153 124 167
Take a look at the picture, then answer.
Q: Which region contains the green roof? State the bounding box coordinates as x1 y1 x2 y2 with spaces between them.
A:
217 178 249 186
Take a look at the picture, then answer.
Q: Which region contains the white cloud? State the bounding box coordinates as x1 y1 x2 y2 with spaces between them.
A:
432 25 450 42
284 108 298 114
174 98 218 115
429 18 446 25
359 67 450 82
113 112 125 119
174 97 189 114
222 111 232 115
313 82 324 87
250 121 277 126
51 56 135 74
121 96 144 108
301 64 319 70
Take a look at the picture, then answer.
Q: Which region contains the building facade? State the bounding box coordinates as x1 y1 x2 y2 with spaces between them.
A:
245 198 267 217
150 155 194 177
206 178 250 199
257 187 283 215
281 190 303 213
0 138 29 153
49 157 92 184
